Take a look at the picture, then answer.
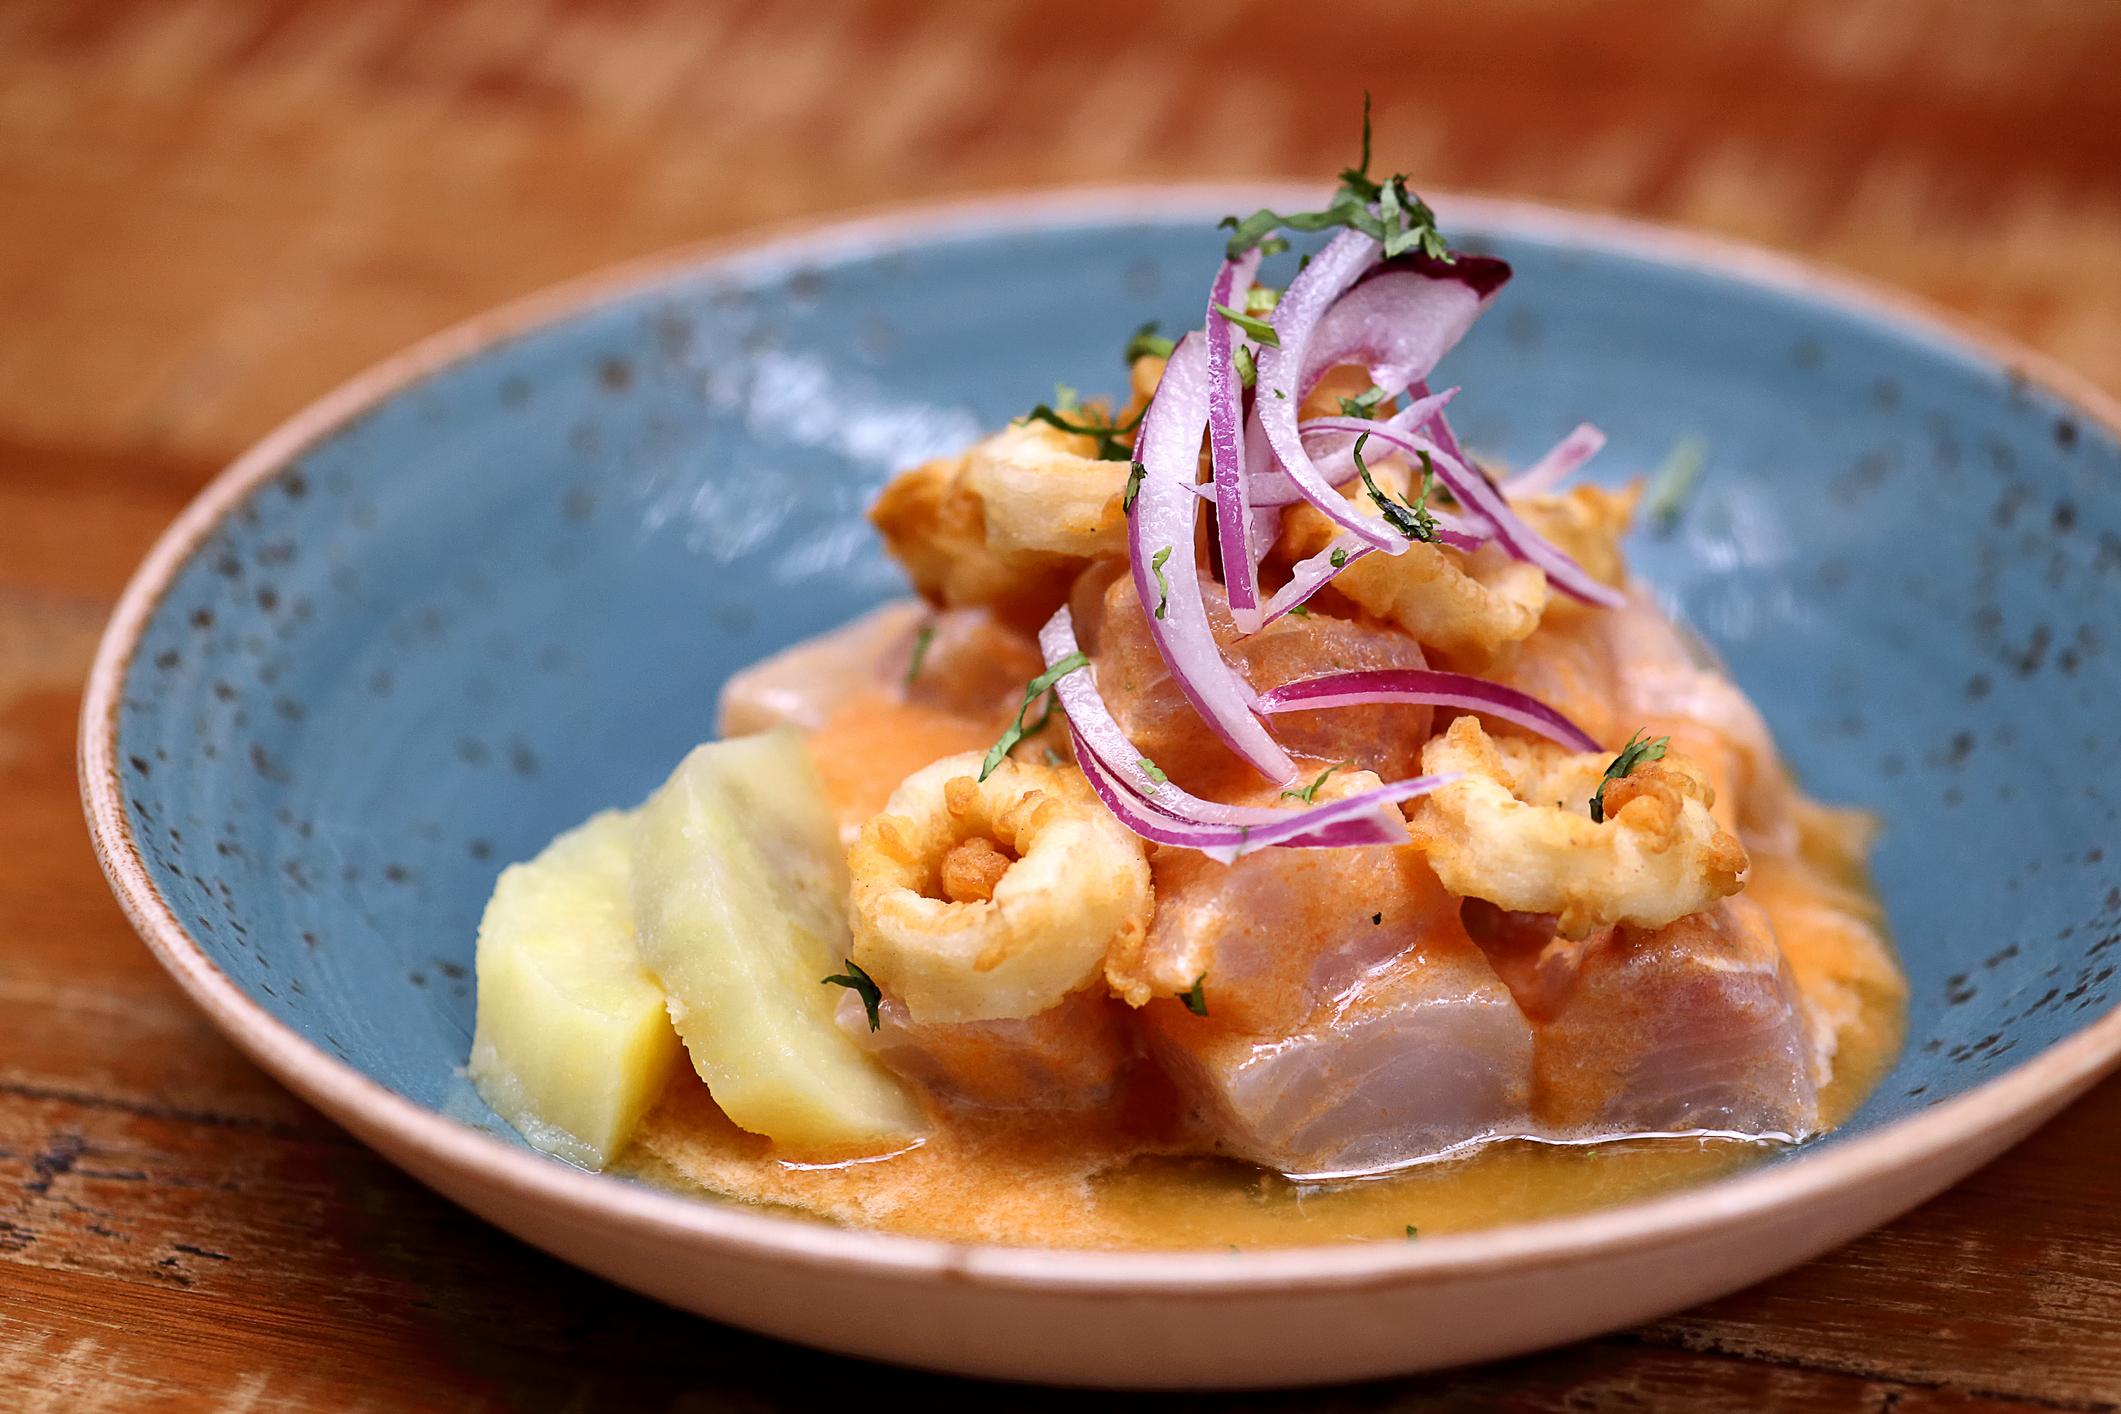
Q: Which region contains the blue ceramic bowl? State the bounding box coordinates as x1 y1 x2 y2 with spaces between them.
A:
82 190 2121 1387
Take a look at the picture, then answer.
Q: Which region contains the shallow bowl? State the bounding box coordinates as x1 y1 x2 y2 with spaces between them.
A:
82 188 2121 1387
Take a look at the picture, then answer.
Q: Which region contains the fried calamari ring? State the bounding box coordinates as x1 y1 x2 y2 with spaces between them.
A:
1276 457 1549 665
1408 716 1748 939
848 752 1152 1023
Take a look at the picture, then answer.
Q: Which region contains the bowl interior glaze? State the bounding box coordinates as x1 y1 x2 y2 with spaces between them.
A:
107 194 2121 1191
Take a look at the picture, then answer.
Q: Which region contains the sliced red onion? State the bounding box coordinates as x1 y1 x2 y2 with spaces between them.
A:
1305 266 1502 405
1502 422 1607 498
1038 607 1287 826
1259 532 1376 626
1409 378 1473 471
1128 332 1296 782
1070 726 1456 864
1295 417 1626 608
1251 230 1396 550
1188 386 1465 510
1298 384 1462 494
1256 240 1513 555
1255 668 1601 753
1297 410 1489 548
1207 250 1266 632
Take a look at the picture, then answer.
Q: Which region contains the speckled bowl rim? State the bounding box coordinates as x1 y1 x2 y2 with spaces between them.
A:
81 184 2121 1297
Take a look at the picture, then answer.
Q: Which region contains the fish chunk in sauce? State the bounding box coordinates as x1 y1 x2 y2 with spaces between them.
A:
1501 898 1820 1138
1077 567 1434 797
836 986 1136 1112
1147 921 1537 1177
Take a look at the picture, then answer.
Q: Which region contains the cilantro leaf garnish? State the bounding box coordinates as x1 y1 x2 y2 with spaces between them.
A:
981 654 1089 780
1125 321 1175 363
1217 93 1453 264
1150 545 1173 620
1353 433 1440 542
1138 756 1169 786
1405 1224 1419 1239
904 623 935 687
1329 546 1349 569
1280 762 1348 803
1122 460 1146 513
1336 384 1390 419
1341 90 1377 198
1211 302 1281 347
821 958 883 1031
1022 403 1141 462
1589 730 1671 823
1180 974 1209 1017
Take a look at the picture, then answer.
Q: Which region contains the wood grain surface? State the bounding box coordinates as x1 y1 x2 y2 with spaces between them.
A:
5 1 2120 1407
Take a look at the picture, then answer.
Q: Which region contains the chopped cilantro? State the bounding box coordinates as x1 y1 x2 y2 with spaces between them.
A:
821 958 883 1031
1022 403 1140 462
1286 603 1313 618
1138 756 1169 785
1336 384 1390 419
981 654 1090 780
1330 546 1349 569
1151 545 1173 620
1281 762 1347 803
903 623 935 686
1405 1224 1419 1239
1353 434 1439 543
1217 93 1452 264
1589 730 1670 823
1212 302 1281 347
1122 460 1146 513
1125 321 1175 363
1180 974 1209 1017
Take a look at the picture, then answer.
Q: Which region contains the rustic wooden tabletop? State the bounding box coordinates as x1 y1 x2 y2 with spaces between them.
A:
5 1 2120 1408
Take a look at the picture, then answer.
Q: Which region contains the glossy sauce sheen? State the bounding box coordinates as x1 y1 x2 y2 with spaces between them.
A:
620 690 1906 1251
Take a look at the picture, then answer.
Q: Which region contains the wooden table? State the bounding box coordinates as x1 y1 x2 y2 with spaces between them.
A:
5 1 2119 1406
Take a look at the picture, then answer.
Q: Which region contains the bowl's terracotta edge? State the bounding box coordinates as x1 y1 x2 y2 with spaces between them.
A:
79 183 2121 1297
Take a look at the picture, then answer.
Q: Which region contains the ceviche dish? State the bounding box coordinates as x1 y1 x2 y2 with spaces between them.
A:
469 131 1906 1250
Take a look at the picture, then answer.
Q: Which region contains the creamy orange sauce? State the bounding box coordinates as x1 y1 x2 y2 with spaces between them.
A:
618 700 1905 1250
806 694 999 839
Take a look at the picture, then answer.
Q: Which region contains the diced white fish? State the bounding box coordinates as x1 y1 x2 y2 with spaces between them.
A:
1601 589 1791 850
1529 897 1821 1139
1080 569 1435 797
1491 586 1791 848
1146 933 1538 1178
837 985 1136 1112
718 599 1041 737
1146 885 1820 1175
1132 843 1463 1034
720 601 927 736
